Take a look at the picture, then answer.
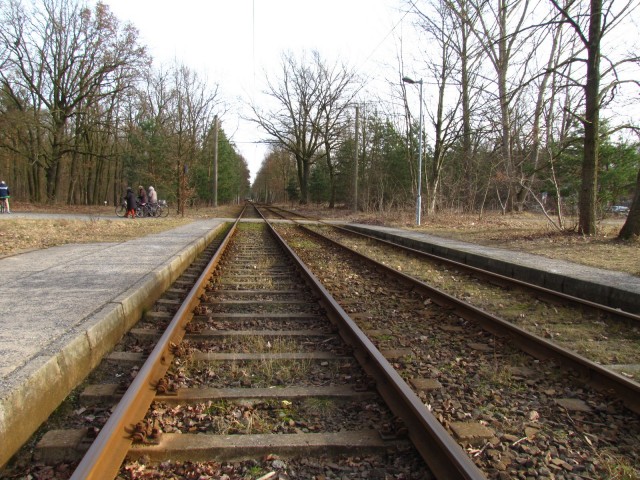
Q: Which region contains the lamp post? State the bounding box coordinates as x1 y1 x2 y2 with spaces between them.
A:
402 76 423 226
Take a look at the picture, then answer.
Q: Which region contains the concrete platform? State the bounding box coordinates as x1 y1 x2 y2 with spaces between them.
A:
345 224 640 313
0 218 226 468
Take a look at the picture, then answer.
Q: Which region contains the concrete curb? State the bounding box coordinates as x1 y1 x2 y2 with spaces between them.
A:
0 223 222 468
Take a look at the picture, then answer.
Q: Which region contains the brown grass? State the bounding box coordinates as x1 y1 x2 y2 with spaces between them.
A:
289 205 640 277
1 202 638 277
0 202 241 258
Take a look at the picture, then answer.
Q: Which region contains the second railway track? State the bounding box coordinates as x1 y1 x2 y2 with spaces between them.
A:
264 204 640 380
263 206 640 479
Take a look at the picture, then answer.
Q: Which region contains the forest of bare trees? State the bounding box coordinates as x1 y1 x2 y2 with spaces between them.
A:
251 0 640 238
0 0 250 211
1 0 639 238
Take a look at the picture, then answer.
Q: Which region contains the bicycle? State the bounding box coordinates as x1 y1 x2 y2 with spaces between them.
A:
115 199 143 218
115 199 129 217
115 199 169 218
0 196 9 213
153 200 170 217
136 201 169 218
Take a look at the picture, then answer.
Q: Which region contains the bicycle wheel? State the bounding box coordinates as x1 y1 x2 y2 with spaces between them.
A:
115 202 127 217
160 204 169 217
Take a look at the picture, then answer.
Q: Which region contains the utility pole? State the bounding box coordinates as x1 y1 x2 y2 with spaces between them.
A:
353 105 359 212
212 115 219 208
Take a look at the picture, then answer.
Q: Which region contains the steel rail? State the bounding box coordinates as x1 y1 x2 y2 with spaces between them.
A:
288 219 640 415
70 208 245 480
263 204 640 322
255 207 486 480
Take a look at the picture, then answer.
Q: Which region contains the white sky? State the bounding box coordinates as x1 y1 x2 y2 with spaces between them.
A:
100 0 410 182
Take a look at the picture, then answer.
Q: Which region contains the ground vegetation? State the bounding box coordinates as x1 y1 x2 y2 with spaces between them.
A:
1 203 637 277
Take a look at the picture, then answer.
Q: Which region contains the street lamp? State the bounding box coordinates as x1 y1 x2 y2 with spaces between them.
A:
402 76 423 226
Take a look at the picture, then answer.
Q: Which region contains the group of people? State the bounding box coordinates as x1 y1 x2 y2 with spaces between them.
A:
0 181 10 213
0 181 161 217
124 185 158 218
0 181 162 217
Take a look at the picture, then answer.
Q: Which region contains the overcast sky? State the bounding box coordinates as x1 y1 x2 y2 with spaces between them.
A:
100 0 409 181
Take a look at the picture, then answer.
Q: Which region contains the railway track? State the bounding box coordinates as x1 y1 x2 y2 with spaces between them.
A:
260 205 640 478
3 203 638 479
262 204 640 381
112 220 440 478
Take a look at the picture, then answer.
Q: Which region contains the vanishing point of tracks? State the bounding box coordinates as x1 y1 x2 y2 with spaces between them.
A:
3 203 639 479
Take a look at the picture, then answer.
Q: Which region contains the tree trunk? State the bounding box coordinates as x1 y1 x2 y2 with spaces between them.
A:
461 17 472 206
497 0 515 212
325 144 336 209
301 159 311 204
618 168 640 239
578 0 602 235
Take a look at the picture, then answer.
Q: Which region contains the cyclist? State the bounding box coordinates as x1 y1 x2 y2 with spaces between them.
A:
0 181 10 213
124 187 137 218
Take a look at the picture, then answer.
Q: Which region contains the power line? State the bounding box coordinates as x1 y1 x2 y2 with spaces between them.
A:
357 6 412 72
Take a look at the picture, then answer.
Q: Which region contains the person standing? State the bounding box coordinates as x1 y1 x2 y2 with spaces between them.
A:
124 187 137 218
0 181 10 213
147 186 159 216
137 185 147 206
148 186 158 204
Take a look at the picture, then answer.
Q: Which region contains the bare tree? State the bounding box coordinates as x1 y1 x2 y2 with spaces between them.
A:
409 0 466 214
313 59 361 208
0 0 148 202
550 0 639 235
252 147 297 203
170 64 220 215
455 0 538 212
250 51 331 204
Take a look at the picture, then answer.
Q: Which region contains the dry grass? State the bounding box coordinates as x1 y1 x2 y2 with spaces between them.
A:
0 217 188 256
0 202 242 258
1 201 638 277
290 205 640 277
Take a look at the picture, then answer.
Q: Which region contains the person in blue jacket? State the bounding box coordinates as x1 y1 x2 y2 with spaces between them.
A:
0 181 10 213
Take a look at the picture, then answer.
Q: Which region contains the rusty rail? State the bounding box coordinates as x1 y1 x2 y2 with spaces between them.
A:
70 207 245 480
